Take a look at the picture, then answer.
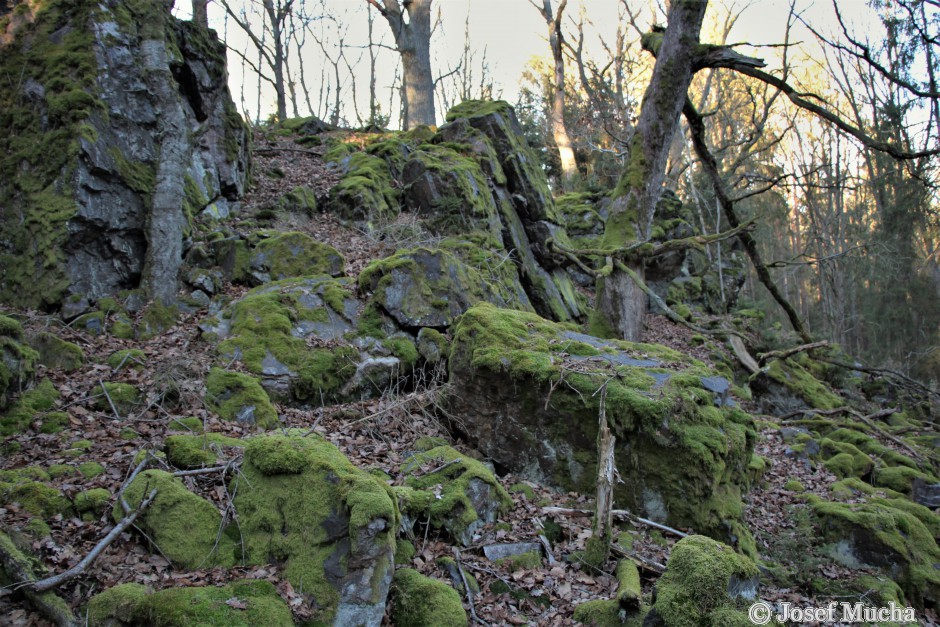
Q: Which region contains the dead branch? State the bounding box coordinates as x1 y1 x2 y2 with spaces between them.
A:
593 385 615 552
729 336 760 375
453 548 488 626
609 542 665 574
757 340 830 366
542 506 688 538
0 540 79 626
100 380 121 420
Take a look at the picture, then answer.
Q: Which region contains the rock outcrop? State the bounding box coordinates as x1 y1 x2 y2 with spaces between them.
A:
0 0 248 309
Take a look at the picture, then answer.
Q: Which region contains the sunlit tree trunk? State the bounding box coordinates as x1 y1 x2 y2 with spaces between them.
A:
593 0 708 341
536 0 577 188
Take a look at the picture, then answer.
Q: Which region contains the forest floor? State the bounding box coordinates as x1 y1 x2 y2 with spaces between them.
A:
0 131 936 626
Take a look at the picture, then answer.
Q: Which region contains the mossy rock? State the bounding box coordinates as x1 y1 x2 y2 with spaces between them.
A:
233 434 398 625
0 323 39 408
1 378 58 435
205 367 278 429
27 331 84 371
390 568 467 627
648 535 759 627
276 185 317 215
248 231 344 284
0 469 72 517
752 359 843 414
399 445 511 545
79 461 105 479
107 349 145 371
74 488 110 516
327 151 400 221
87 579 293 627
95 382 140 415
114 469 235 570
0 532 75 624
138 303 178 340
164 433 243 469
447 304 757 552
573 599 648 627
810 494 940 608
555 192 605 247
216 277 366 403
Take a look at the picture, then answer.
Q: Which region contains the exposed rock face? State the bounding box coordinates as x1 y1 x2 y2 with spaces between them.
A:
446 303 758 552
0 0 248 309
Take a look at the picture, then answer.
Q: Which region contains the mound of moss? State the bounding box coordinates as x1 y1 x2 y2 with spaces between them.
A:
0 467 71 517
107 349 146 371
398 445 511 545
96 382 140 415
249 231 344 284
87 579 292 627
447 303 757 553
390 568 467 627
327 151 400 221
648 535 759 627
164 433 243 469
1 378 58 435
27 331 84 371
115 469 235 570
233 434 398 625
205 368 278 429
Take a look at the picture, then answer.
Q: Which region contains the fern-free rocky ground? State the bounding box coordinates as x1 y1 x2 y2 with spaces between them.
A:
2 104 940 625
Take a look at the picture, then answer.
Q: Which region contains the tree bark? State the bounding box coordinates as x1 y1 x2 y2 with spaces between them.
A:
594 0 708 341
538 0 578 187
191 0 208 28
369 0 435 129
263 0 288 120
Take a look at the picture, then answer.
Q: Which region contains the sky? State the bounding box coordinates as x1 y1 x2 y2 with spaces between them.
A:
173 0 881 126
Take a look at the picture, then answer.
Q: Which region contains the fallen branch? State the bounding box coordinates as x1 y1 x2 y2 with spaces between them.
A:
609 543 665 574
532 518 557 566
100 380 121 420
729 336 760 375
542 506 688 538
0 539 79 626
758 340 830 366
453 548 488 626
29 489 158 593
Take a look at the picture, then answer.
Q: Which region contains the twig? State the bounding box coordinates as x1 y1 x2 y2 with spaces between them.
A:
415 458 462 478
542 506 688 538
609 543 665 574
757 340 830 366
172 462 240 477
453 548 488 626
28 489 158 593
99 380 121 420
119 454 153 515
532 518 557 566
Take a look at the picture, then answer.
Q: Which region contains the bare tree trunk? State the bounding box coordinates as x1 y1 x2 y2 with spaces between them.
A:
368 0 435 129
263 0 288 120
536 0 577 187
594 0 708 341
192 0 208 28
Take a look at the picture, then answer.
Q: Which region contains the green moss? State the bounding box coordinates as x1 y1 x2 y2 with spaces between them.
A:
115 469 235 570
107 349 146 371
95 382 140 414
651 535 758 627
783 479 805 492
414 436 449 451
396 539 417 565
87 579 293 627
762 359 843 410
205 367 278 429
252 231 344 280
164 433 242 469
498 550 541 571
169 416 203 432
27 331 84 371
0 332 39 408
109 147 155 197
47 464 76 479
0 476 71 517
1 378 58 435
74 488 110 515
110 315 135 340
391 568 467 627
873 465 937 494
810 495 940 608
385 336 419 366
328 151 400 221
139 302 178 340
277 186 317 215
234 434 398 625
509 483 536 501
0 531 74 622
0 315 23 339
23 518 51 538
573 599 648 626
78 461 104 479
218 278 360 403
402 445 511 543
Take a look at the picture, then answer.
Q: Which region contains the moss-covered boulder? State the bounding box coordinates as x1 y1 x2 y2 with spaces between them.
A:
205 367 278 429
646 535 759 627
0 531 76 625
1 378 58 435
115 469 236 570
0 314 38 408
390 568 468 627
447 303 757 552
164 433 243 469
751 358 843 415
96 382 140 415
398 445 511 545
327 152 400 221
87 579 293 627
0 468 72 517
27 331 84 371
248 231 344 285
810 490 940 608
215 276 410 403
233 434 398 625
277 185 317 215
359 244 532 329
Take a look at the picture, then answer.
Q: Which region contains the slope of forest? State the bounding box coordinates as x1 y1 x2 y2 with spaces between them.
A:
0 1 939 627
